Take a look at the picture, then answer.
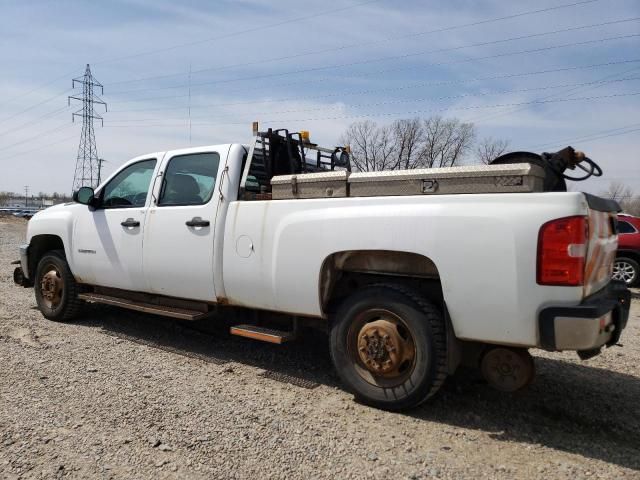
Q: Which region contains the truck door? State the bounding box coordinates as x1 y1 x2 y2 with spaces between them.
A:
142 148 224 301
72 158 158 290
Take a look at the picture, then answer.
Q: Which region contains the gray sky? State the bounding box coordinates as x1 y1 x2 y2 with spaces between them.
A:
0 0 638 195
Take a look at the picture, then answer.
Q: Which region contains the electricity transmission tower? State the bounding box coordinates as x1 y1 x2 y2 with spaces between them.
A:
69 64 107 192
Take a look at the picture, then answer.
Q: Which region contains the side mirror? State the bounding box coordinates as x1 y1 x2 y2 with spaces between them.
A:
73 186 95 205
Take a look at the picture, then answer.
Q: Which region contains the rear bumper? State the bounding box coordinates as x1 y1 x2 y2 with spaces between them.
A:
539 280 630 352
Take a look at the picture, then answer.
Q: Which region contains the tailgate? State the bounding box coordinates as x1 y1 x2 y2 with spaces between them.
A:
583 194 620 297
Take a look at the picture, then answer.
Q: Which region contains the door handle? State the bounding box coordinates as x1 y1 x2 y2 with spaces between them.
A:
121 218 140 227
185 217 210 227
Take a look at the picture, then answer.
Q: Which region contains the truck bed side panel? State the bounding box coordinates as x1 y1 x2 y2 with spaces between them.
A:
222 192 589 347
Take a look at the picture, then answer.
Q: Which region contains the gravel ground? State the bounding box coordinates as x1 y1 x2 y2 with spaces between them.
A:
1 217 639 479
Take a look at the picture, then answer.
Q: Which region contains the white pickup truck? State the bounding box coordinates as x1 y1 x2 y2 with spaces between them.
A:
14 127 630 410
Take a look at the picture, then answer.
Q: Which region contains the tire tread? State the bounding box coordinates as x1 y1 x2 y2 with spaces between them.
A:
330 282 448 410
36 250 84 321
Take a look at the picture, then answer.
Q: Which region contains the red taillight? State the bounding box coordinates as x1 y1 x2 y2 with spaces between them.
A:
537 216 588 286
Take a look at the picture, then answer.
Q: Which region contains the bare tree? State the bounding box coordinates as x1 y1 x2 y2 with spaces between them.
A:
601 181 633 203
624 197 640 216
475 137 510 164
340 120 396 172
420 116 476 168
601 181 640 215
390 118 425 169
341 116 477 171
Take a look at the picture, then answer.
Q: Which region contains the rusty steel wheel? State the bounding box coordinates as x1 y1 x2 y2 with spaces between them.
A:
348 309 416 388
39 263 64 310
330 284 447 411
34 250 84 322
480 347 535 392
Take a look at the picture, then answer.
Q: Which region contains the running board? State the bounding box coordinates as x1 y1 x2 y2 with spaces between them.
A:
78 292 209 321
230 325 295 344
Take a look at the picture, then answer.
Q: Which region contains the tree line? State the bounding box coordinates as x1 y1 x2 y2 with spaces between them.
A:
0 191 72 207
339 116 509 172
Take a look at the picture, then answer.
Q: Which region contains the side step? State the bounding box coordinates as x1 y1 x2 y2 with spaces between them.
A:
230 325 295 344
78 292 209 321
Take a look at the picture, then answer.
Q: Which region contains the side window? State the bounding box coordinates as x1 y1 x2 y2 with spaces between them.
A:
159 152 220 206
618 221 637 234
102 159 157 208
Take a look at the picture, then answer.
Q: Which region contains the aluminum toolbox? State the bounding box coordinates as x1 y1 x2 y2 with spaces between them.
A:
271 170 349 200
348 163 545 197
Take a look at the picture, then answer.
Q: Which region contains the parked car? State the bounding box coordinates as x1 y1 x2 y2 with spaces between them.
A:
613 214 640 287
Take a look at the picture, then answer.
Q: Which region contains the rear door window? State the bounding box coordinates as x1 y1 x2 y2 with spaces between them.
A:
158 152 220 206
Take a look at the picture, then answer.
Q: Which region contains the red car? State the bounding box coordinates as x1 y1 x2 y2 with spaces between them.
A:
614 214 640 287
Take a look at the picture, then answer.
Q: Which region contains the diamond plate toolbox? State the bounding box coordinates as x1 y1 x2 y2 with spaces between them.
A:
348 163 545 197
271 170 349 199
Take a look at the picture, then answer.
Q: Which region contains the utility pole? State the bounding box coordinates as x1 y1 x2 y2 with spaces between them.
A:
69 64 107 192
97 158 107 186
24 185 29 208
188 63 192 146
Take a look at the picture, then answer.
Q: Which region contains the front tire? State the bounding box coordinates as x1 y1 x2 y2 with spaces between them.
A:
612 256 639 287
34 250 84 321
330 284 447 410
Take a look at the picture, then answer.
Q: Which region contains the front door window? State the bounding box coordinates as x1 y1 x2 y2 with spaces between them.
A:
102 159 157 208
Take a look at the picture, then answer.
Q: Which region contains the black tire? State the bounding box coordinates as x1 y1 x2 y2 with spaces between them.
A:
330 283 447 411
613 256 639 287
34 250 84 321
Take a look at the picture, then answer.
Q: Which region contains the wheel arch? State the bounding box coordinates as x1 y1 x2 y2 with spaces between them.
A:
28 234 65 279
616 249 640 264
319 250 443 316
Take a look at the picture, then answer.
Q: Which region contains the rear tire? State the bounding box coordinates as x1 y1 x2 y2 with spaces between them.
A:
330 283 447 411
34 250 84 322
612 256 639 287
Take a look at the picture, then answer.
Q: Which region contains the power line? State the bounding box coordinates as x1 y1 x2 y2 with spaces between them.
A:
106 76 640 123
0 0 381 111
104 91 640 128
93 0 381 66
0 1 380 113
108 58 640 108
527 122 640 150
109 31 640 97
469 63 640 125
0 72 76 111
0 89 71 126
0 123 74 154
107 0 605 87
0 133 78 163
0 105 70 137
551 127 640 146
